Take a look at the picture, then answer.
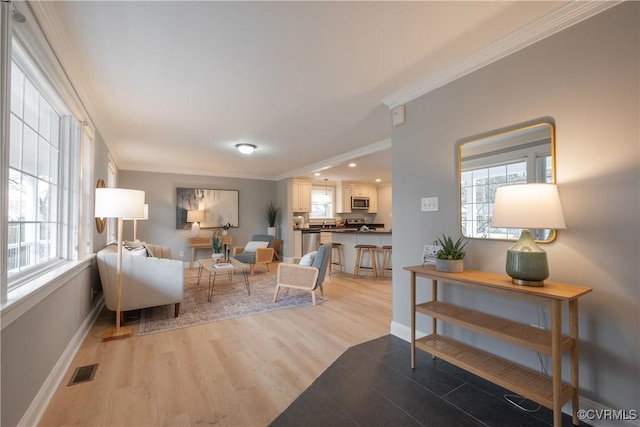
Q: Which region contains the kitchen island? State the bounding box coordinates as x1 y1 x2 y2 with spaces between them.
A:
330 230 392 276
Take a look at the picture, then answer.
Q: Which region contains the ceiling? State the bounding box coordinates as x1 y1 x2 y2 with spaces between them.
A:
30 1 572 185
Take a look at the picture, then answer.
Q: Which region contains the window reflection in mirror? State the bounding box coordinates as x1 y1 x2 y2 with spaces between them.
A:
459 122 556 242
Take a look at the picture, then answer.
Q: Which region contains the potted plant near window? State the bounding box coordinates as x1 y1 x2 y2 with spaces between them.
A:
264 201 279 237
435 234 467 273
211 235 224 261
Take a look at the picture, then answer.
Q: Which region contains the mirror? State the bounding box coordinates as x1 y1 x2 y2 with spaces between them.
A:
458 121 556 242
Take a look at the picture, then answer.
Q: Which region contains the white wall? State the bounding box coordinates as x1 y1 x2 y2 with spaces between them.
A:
391 3 638 413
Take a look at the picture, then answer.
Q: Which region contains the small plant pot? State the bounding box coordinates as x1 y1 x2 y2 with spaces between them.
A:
435 259 464 273
211 253 224 262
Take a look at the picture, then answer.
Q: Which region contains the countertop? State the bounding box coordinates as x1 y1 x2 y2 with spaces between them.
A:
328 229 392 234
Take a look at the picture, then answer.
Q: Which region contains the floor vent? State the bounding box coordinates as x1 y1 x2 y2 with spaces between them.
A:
68 364 98 386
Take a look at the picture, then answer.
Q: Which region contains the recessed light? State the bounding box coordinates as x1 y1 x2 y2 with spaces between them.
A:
348 163 357 167
235 143 257 155
375 178 381 182
314 172 321 176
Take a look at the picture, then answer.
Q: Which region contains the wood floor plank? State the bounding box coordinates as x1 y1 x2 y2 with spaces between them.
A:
38 271 392 426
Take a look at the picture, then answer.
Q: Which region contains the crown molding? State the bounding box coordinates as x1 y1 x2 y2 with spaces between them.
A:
383 1 622 109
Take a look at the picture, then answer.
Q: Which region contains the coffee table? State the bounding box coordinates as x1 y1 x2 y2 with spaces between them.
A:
196 258 250 302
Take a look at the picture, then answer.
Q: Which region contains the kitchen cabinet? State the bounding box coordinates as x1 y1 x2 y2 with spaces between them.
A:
368 187 378 213
320 231 332 244
293 230 302 258
337 185 352 213
404 265 592 427
337 185 378 213
352 185 369 197
293 180 311 212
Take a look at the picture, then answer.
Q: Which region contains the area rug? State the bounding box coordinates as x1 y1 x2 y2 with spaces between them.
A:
138 267 320 336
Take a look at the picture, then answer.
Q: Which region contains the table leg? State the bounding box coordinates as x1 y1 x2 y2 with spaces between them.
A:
551 299 562 427
242 269 250 295
569 299 580 426
432 279 438 360
190 248 195 269
197 265 203 284
207 271 216 302
411 270 416 369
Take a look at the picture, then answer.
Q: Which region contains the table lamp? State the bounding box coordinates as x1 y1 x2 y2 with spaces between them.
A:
125 203 148 241
95 188 146 340
187 210 204 237
491 183 566 286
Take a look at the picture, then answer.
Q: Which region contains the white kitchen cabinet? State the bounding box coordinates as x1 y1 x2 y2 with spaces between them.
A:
294 230 302 258
337 185 352 213
368 187 378 213
293 180 311 212
352 185 369 197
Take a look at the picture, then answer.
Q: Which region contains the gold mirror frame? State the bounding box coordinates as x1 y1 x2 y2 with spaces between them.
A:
458 121 557 243
95 179 106 233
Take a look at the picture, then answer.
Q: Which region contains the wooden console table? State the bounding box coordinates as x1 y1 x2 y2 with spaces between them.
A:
189 236 231 269
404 265 592 427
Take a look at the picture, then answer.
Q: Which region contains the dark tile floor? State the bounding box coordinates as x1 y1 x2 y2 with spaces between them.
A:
270 335 590 427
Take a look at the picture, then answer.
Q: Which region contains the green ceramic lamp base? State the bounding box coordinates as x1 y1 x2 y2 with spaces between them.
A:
505 229 549 287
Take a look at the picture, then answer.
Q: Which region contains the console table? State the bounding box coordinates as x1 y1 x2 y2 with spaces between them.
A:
404 265 592 427
189 236 231 269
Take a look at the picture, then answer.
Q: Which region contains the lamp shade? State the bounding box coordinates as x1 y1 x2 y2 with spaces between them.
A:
95 188 146 219
186 210 204 223
492 184 566 230
124 203 148 220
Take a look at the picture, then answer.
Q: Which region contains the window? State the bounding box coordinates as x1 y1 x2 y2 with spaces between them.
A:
310 186 334 219
6 39 80 291
8 59 62 279
461 146 552 240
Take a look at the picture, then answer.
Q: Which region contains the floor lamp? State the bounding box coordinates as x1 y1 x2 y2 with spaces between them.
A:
126 203 149 241
95 188 146 341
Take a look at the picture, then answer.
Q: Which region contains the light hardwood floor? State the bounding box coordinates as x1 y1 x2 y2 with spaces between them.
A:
39 269 392 427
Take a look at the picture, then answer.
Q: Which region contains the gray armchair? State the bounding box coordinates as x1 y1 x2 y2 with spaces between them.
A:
233 234 275 275
273 243 331 306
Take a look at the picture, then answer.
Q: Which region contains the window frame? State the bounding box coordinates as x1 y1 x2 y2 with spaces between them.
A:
1 2 96 309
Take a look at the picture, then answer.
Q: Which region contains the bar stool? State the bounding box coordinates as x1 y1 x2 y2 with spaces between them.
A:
353 244 378 278
381 245 392 277
329 242 344 274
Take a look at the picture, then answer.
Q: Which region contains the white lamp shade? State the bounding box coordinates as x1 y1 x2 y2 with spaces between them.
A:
124 203 149 220
187 210 204 223
95 188 146 219
492 183 566 229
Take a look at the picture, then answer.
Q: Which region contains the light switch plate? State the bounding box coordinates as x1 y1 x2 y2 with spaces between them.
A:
421 197 438 212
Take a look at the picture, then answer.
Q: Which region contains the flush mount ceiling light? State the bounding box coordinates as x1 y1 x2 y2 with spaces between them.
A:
235 143 257 155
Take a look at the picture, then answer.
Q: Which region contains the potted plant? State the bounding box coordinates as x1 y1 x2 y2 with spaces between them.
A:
211 235 224 261
264 201 279 236
435 234 467 273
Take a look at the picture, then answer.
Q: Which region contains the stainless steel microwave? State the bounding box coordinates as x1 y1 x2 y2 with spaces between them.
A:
351 196 370 210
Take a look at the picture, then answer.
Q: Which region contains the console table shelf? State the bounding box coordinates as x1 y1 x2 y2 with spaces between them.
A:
416 301 574 355
416 334 574 408
404 264 592 427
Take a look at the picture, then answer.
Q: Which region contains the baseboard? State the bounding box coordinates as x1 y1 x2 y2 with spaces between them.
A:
389 321 639 427
18 296 105 427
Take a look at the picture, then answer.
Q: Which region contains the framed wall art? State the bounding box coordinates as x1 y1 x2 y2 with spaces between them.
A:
176 188 239 229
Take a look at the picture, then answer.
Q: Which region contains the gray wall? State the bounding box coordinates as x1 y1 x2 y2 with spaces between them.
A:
391 3 638 412
118 171 277 261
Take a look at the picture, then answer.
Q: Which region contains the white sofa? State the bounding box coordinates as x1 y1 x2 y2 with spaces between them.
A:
96 243 184 317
